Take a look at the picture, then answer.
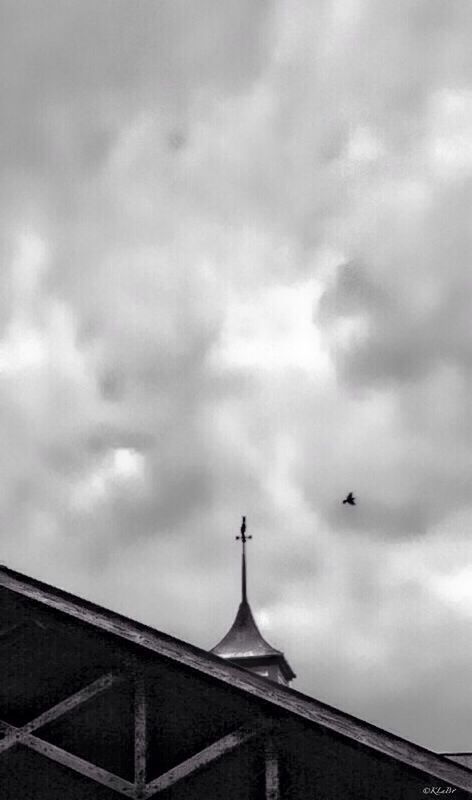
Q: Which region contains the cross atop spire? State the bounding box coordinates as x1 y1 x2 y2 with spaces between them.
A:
236 516 251 603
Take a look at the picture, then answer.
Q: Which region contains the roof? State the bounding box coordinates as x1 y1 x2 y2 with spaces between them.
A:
443 755 472 771
0 564 471 793
211 599 281 660
210 598 296 680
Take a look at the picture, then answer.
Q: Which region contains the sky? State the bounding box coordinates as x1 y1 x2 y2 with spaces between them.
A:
1 0 472 752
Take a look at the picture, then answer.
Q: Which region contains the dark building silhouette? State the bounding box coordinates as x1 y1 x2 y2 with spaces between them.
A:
0 563 471 798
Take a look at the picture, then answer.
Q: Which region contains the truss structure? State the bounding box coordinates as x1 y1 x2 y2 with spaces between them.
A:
1 566 472 798
0 668 280 798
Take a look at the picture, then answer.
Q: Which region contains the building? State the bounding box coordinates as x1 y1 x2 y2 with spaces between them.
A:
0 561 471 798
443 755 472 771
210 517 295 685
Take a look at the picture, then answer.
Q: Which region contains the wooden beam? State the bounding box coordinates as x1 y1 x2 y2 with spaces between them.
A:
23 733 138 798
143 724 264 798
134 672 147 797
265 738 280 800
0 672 122 755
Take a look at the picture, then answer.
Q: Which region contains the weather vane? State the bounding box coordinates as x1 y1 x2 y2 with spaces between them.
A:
236 515 252 545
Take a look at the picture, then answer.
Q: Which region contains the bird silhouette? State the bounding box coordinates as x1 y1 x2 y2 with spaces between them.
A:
342 492 356 505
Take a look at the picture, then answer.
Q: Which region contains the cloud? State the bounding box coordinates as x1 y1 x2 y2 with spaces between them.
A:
1 0 472 752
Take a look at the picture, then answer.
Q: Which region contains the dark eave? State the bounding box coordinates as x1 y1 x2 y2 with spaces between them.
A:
0 564 471 793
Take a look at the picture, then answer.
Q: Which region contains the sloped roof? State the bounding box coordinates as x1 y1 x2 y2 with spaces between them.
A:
443 755 472 771
0 564 471 793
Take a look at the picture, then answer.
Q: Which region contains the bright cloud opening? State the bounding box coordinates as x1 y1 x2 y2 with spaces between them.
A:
213 279 332 374
71 447 146 512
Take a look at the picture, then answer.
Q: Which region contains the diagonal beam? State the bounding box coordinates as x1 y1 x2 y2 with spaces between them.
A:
0 672 122 755
22 732 138 797
143 723 267 798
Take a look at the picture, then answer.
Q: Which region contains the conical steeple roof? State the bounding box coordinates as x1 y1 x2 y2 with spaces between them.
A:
211 597 284 660
210 517 295 684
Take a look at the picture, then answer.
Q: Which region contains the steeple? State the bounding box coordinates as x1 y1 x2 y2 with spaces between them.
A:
210 517 295 685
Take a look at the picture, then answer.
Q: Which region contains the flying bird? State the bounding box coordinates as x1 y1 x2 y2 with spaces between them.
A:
342 492 356 506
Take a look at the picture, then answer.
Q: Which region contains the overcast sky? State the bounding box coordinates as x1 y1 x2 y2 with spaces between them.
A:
2 0 472 752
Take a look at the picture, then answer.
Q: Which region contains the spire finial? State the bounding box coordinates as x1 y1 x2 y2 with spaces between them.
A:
236 515 252 603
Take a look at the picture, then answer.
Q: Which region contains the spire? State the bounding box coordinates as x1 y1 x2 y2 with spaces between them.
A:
210 516 296 685
236 516 251 603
